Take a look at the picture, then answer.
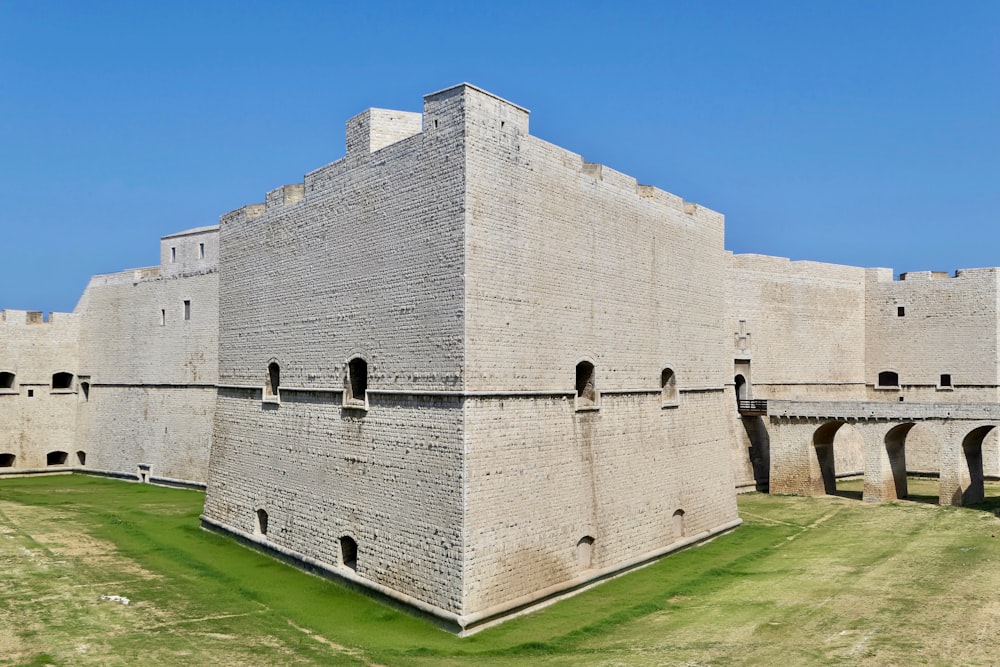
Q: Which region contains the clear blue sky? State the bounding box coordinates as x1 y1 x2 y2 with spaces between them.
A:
1 1 997 313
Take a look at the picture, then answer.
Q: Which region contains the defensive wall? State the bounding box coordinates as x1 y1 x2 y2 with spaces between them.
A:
0 227 219 486
725 254 1000 494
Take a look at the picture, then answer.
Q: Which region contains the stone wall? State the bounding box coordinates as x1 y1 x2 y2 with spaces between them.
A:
204 88 471 613
0 309 80 468
460 84 737 613
865 267 1000 403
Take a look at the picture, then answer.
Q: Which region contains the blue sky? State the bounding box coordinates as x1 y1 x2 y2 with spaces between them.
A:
1 1 997 313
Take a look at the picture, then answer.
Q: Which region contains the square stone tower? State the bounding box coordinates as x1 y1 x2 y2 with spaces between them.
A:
202 83 740 632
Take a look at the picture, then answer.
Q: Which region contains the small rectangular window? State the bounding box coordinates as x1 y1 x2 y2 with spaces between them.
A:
171 247 176 263
897 306 905 317
27 389 34 397
183 300 191 321
940 374 952 388
198 243 205 259
160 309 166 326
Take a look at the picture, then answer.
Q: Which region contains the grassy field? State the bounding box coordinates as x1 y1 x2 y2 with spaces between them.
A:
2 475 1000 666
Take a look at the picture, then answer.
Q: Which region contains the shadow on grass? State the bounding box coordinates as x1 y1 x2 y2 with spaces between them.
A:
832 488 862 501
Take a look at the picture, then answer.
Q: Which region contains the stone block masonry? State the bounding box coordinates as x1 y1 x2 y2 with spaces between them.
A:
201 83 740 630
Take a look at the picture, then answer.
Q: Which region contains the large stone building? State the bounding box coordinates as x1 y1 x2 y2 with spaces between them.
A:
1 83 997 633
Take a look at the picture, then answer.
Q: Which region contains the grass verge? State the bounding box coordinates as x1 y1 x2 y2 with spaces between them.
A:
2 475 1000 665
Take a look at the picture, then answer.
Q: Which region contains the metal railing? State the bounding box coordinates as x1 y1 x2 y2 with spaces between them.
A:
737 399 768 415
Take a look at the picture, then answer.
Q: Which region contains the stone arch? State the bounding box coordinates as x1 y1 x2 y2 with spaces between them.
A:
812 422 845 494
812 421 864 495
883 423 916 500
961 425 995 505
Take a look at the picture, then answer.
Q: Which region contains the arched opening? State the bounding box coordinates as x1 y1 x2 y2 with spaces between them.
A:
734 374 748 403
0 372 14 389
51 372 73 390
345 357 368 407
46 451 68 466
575 361 597 409
672 509 685 539
577 536 594 569
812 422 864 497
265 362 280 399
340 536 358 571
76 451 86 466
884 423 916 500
877 370 899 388
255 509 269 536
813 422 843 495
961 426 995 505
660 367 678 405
0 453 14 467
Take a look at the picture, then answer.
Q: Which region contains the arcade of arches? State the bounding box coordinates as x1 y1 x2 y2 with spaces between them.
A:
765 401 1000 506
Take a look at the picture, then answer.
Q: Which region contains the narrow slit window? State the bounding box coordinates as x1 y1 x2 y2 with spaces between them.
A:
341 536 358 570
345 357 368 407
575 361 597 409
577 536 594 569
660 367 678 405
198 242 205 259
255 509 269 536
160 309 166 326
673 509 686 538
265 362 280 399
170 247 176 263
183 300 191 321
76 451 86 465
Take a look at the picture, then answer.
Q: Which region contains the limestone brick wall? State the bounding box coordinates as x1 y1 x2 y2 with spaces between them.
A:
0 310 80 468
463 89 727 393
204 391 465 611
205 87 471 612
865 267 1000 403
74 227 219 483
726 253 868 394
724 253 868 489
462 392 737 613
458 85 737 613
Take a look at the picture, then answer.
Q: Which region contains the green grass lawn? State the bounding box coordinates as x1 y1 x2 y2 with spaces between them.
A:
2 474 1000 666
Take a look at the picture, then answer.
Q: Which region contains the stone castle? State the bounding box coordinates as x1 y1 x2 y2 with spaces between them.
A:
2 84 997 633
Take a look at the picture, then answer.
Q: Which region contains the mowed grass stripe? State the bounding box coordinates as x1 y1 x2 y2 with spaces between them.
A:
2 475 1000 666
